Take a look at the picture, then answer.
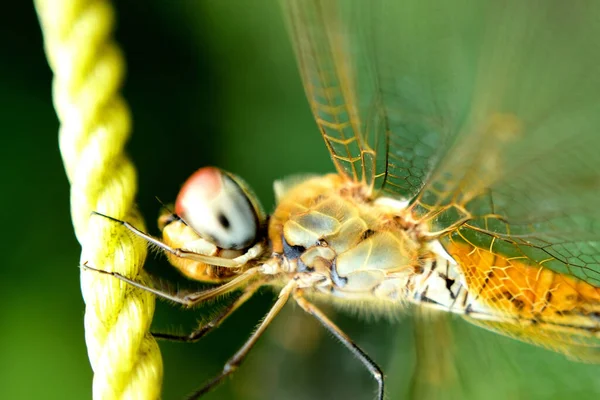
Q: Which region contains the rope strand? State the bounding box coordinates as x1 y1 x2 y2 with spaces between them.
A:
34 1 163 398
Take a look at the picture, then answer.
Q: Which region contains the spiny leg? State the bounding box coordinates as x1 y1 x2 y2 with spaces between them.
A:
81 261 259 307
293 289 385 400
154 280 263 343
91 211 245 268
186 280 297 399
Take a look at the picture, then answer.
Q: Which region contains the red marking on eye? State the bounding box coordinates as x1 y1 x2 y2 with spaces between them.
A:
175 167 223 216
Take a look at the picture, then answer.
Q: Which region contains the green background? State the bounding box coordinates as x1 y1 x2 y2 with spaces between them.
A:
2 1 600 399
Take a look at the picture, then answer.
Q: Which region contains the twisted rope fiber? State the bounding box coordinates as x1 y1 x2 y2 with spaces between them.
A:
34 0 163 398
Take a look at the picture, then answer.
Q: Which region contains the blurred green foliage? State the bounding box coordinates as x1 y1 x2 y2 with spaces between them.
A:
2 1 600 399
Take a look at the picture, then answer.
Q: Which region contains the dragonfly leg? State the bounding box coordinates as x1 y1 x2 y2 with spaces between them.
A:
185 280 296 399
153 280 262 342
91 211 252 268
293 289 385 400
80 261 260 307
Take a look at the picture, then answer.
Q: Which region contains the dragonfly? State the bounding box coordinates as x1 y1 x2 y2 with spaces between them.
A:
83 0 600 398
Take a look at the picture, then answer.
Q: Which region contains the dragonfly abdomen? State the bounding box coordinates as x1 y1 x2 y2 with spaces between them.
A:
446 242 600 324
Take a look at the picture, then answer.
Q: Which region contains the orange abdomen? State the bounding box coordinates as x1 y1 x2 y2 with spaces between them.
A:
447 242 600 320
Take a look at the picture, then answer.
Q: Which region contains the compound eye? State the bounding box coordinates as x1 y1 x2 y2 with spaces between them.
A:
174 167 262 250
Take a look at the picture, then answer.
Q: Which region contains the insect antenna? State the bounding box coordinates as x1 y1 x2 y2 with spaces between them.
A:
155 196 178 217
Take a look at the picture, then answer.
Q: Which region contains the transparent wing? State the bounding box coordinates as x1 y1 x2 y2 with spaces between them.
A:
409 309 461 399
285 0 600 282
464 317 600 364
398 1 600 288
283 0 374 185
284 0 600 357
282 0 462 196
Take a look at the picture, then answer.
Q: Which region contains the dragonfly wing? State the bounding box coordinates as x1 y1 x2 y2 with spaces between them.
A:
282 0 377 186
406 0 600 279
282 0 471 197
409 309 461 399
284 0 600 362
388 1 600 357
464 317 600 364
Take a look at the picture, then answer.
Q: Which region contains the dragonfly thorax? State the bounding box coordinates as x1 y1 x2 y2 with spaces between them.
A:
269 174 429 300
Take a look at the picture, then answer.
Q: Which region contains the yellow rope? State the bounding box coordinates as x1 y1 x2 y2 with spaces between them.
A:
34 1 163 398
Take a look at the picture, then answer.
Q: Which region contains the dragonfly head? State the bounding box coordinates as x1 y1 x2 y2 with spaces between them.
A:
170 167 266 250
155 167 268 283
